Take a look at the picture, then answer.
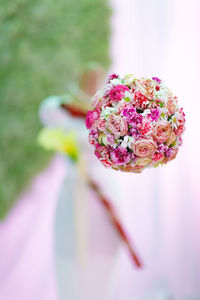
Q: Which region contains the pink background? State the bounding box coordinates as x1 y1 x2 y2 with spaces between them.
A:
0 0 200 299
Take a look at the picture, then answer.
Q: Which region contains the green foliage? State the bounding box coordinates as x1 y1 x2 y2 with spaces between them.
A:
0 0 111 219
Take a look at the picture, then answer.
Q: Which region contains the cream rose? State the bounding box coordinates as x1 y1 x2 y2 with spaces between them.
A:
166 131 177 146
107 114 128 138
136 79 155 100
98 132 108 146
91 91 103 108
121 164 144 173
153 120 172 143
132 138 157 157
135 157 152 166
168 147 178 161
166 97 178 114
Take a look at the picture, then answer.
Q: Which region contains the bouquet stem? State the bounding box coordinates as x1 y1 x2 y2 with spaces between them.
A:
87 178 143 268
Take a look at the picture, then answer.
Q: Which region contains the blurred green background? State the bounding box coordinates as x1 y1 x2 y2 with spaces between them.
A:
0 0 111 219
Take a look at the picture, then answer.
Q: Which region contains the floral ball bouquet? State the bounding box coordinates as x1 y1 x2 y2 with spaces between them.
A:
86 74 185 173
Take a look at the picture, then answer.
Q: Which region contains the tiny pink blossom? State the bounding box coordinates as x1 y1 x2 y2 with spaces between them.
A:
123 107 143 125
96 118 106 131
89 130 98 145
152 77 161 84
152 152 164 162
134 90 149 109
107 133 115 144
165 147 178 162
174 108 185 136
108 73 119 81
137 120 151 136
148 109 160 121
95 145 110 160
101 159 112 168
110 147 131 166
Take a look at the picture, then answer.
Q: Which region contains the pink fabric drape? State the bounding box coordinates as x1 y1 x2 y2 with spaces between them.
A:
108 0 200 298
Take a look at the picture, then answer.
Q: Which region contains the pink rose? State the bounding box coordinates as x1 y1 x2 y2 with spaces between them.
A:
109 84 129 103
107 114 128 137
153 120 172 143
166 96 178 114
133 138 157 157
85 109 99 129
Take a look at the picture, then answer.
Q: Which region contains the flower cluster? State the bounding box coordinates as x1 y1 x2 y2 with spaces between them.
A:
86 74 185 173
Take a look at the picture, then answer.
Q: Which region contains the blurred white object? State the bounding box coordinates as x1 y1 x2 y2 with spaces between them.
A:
39 96 84 132
39 95 123 300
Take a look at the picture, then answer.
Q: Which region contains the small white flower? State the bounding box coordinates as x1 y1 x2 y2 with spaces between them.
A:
135 81 146 94
124 90 134 101
123 74 137 85
102 135 108 146
101 106 118 119
112 102 118 108
155 84 172 104
177 137 182 146
120 135 135 149
110 78 122 85
121 140 128 148
112 143 118 149
141 109 151 117
127 136 135 148
170 112 181 129
91 89 103 104
103 83 112 93
159 107 169 120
